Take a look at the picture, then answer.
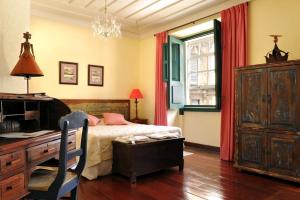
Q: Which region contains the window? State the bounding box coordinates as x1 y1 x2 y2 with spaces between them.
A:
186 33 216 106
163 19 221 112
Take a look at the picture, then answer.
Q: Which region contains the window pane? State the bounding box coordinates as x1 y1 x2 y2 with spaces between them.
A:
208 71 215 85
185 33 216 106
190 45 199 56
199 56 208 71
200 39 209 53
189 59 198 72
208 55 215 70
189 73 198 86
209 38 215 53
198 72 208 86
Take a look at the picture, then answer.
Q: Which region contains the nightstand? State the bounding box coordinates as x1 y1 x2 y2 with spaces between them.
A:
130 118 148 124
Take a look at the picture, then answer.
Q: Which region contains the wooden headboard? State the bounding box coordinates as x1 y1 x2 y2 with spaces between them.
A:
61 99 130 120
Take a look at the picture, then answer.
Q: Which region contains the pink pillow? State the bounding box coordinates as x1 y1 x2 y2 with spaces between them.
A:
102 113 128 125
88 114 100 126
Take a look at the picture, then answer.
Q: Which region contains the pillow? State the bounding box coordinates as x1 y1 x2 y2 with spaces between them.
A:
87 114 100 126
102 113 128 125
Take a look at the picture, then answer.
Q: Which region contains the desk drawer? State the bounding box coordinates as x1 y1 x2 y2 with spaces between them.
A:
0 173 25 200
27 140 60 163
0 151 25 175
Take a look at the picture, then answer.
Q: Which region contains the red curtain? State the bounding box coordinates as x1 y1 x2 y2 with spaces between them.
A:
220 3 248 161
154 32 168 125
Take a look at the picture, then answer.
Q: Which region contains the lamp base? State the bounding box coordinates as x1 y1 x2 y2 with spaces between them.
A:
134 98 139 119
24 76 31 94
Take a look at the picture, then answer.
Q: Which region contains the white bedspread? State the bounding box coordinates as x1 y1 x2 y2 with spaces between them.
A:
76 123 182 179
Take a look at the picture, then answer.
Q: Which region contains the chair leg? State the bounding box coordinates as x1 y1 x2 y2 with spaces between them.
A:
71 187 78 200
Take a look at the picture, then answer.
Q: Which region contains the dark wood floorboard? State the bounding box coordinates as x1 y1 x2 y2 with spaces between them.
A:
77 147 300 200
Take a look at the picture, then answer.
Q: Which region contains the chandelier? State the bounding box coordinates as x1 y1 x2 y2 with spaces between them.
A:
92 0 121 39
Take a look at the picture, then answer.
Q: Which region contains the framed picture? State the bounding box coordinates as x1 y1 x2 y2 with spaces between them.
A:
88 65 104 86
59 61 78 85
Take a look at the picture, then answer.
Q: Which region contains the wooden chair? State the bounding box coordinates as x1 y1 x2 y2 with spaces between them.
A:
27 111 88 200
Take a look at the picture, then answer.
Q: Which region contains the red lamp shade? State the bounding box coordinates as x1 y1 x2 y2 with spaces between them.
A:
10 32 44 94
10 49 43 77
129 89 143 99
10 32 44 78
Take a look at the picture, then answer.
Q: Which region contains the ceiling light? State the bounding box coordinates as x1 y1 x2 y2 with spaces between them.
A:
91 0 121 39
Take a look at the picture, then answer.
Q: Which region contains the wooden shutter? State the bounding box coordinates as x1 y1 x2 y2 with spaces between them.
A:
168 36 185 109
214 19 222 110
162 43 169 82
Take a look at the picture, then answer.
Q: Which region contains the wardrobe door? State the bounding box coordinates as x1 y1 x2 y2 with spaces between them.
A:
236 69 268 129
267 66 300 131
269 133 300 176
236 130 267 170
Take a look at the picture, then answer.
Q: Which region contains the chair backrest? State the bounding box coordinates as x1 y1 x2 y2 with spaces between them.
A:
58 111 87 130
48 111 88 193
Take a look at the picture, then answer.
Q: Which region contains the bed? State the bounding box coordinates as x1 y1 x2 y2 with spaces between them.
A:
61 99 182 180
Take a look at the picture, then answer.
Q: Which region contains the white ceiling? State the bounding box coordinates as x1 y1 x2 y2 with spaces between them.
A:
31 0 249 37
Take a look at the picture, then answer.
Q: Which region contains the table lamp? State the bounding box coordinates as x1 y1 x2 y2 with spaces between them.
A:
129 89 143 120
10 32 44 94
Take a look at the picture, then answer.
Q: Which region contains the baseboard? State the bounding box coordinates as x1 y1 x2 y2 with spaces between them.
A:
184 141 220 152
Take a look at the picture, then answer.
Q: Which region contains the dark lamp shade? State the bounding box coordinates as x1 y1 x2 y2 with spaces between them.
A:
129 89 143 99
10 49 44 77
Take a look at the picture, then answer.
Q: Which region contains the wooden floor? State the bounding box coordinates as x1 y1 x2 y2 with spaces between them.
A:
77 147 300 200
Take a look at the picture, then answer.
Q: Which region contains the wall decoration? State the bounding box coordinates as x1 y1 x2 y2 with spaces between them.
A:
265 35 288 63
88 65 104 86
59 61 78 85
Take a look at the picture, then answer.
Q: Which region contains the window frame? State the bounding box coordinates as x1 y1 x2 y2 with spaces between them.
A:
181 27 222 113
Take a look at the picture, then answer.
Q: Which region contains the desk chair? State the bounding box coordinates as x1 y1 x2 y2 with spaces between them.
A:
27 111 88 200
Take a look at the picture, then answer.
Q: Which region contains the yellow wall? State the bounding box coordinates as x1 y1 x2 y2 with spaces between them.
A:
183 112 220 147
0 0 30 93
30 16 140 101
138 37 156 123
248 0 300 64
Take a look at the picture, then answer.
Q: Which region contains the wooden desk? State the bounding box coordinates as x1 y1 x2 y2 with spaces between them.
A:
0 130 76 200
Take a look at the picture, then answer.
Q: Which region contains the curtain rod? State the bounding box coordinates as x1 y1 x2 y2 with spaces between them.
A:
153 12 219 37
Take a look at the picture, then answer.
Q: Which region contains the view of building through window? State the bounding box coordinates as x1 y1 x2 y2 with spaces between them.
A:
185 33 216 106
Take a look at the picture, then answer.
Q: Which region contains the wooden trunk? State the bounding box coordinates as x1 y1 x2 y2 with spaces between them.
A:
234 60 300 183
112 138 184 183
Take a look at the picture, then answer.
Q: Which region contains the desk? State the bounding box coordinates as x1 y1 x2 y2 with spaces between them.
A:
0 130 76 200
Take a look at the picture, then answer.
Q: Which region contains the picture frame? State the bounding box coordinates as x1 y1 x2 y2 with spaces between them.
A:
59 61 78 85
88 65 104 86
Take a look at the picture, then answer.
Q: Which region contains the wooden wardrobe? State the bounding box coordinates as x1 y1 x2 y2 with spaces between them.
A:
234 60 300 183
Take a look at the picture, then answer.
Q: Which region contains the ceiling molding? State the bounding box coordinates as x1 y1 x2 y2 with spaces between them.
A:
31 0 250 39
125 0 160 19
138 0 209 30
137 0 184 23
139 0 250 38
113 0 139 15
98 0 118 12
31 5 140 39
